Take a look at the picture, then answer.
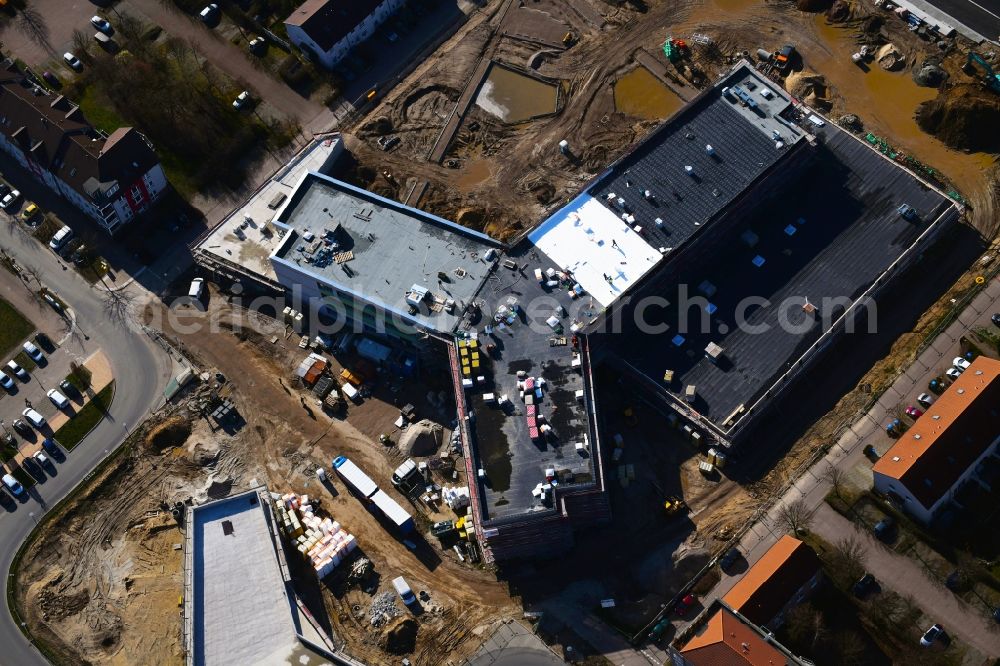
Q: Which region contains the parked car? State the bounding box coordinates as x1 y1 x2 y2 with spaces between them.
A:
873 516 896 543
2 473 25 498
0 373 14 392
897 203 918 221
920 623 947 647
59 379 81 399
12 419 32 438
47 389 70 410
42 71 59 87
6 360 28 382
392 576 417 605
1 189 21 209
49 225 73 252
200 3 220 24
91 15 113 34
916 393 934 407
63 52 83 71
852 572 880 598
952 357 971 372
188 277 205 300
993 313 1000 327
904 405 923 418
719 547 741 570
0 183 11 198
22 408 46 429
232 91 250 110
41 438 62 457
94 32 114 49
20 202 39 222
43 293 63 313
674 594 696 616
22 341 44 363
946 367 963 381
33 450 53 471
248 37 266 54
34 332 54 352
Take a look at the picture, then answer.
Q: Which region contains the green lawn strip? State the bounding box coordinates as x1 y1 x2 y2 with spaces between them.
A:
13 351 35 372
0 298 35 359
54 382 115 450
64 365 93 393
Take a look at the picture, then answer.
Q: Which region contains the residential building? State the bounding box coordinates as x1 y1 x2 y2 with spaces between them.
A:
0 60 167 234
721 535 822 628
671 602 810 666
873 356 1000 524
284 0 405 69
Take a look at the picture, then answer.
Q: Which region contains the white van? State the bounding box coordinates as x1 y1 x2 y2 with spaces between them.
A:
49 225 73 252
47 388 70 410
392 576 416 605
22 408 46 428
188 277 205 299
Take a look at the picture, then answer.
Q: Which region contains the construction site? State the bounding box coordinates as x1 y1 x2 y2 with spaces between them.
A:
12 0 1000 663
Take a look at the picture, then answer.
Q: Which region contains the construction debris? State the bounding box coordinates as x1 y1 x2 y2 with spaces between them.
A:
369 591 403 628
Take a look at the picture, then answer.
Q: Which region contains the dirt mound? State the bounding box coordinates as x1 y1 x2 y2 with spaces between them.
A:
785 70 830 108
861 15 884 33
913 58 948 87
916 85 1000 153
455 208 486 230
399 419 444 457
795 0 832 12
146 417 191 452
876 43 904 71
383 617 418 655
826 0 851 22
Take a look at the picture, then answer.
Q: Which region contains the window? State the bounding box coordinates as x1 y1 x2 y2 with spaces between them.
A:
129 184 142 201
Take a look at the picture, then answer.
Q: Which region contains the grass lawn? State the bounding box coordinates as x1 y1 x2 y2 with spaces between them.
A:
13 351 35 372
53 382 115 450
0 299 34 359
77 86 129 134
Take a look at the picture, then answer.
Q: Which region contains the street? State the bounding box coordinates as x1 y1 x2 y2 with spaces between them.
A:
680 273 1000 657
0 216 172 666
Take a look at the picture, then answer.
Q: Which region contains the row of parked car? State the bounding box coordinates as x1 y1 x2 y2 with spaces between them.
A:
2 436 62 502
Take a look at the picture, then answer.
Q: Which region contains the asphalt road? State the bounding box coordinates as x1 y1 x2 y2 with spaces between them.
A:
0 222 172 665
923 0 1000 42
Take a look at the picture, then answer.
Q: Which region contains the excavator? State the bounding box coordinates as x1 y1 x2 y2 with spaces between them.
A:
962 52 1000 94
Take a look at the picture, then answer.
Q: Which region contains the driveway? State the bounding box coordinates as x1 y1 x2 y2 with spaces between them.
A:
810 502 1000 656
0 0 96 69
660 273 1000 650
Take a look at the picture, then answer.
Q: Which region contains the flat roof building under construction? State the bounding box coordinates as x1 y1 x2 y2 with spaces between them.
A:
182 489 336 666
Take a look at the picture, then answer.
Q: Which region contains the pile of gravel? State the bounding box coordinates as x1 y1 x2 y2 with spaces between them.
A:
369 591 402 627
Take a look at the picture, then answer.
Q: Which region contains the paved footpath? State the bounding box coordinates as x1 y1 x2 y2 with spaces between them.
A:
810 503 1000 657
666 274 1000 652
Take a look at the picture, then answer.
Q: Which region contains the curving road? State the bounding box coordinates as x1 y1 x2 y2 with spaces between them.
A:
0 222 172 665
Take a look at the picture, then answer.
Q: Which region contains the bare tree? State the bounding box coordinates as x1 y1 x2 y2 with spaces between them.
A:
102 284 138 328
17 8 51 52
831 535 866 583
778 498 813 536
70 29 91 64
826 464 847 501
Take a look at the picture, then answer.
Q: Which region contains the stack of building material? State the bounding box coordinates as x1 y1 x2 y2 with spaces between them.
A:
272 492 357 579
441 485 470 510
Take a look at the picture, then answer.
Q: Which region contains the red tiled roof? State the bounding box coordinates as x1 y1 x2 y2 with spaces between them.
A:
722 535 819 627
873 356 1000 508
681 608 792 665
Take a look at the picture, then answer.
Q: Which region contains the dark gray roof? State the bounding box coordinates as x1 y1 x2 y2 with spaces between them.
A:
589 64 804 253
611 123 959 429
284 0 385 52
460 243 596 521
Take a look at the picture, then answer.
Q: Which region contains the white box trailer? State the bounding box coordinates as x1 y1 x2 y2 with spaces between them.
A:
332 456 378 498
370 489 415 535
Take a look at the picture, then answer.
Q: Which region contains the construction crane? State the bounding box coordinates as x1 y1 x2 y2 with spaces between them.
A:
962 52 1000 94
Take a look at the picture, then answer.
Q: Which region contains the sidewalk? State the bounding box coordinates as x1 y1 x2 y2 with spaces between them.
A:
811 503 1000 657
675 274 1000 636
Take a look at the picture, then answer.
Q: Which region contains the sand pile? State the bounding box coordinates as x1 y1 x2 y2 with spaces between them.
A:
785 70 831 108
876 43 904 71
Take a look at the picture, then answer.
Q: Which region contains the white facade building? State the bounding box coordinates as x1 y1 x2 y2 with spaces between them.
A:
0 60 167 234
284 0 405 69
